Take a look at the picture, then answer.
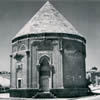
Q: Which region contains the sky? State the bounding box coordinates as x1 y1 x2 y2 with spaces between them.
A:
0 0 100 72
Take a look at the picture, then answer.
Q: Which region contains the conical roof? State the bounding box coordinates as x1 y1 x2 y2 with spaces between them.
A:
14 1 82 39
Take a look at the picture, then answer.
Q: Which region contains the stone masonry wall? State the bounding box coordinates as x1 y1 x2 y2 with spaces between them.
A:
63 39 86 88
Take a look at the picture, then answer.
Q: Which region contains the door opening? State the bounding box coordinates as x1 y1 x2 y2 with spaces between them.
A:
39 56 51 92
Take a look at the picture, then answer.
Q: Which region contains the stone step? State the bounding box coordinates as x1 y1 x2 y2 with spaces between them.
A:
33 92 56 98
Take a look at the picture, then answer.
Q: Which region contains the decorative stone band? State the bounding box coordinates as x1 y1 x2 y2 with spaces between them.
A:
12 33 86 44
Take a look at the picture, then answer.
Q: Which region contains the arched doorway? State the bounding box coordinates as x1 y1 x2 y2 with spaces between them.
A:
39 56 51 92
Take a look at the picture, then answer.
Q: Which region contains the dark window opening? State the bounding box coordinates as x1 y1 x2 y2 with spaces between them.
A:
18 79 21 88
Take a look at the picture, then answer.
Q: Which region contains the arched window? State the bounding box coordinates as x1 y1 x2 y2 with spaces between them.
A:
39 55 50 65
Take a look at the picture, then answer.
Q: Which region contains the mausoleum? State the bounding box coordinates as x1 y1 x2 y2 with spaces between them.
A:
10 1 88 98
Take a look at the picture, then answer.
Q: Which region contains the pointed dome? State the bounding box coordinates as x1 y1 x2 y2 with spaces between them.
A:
14 1 83 39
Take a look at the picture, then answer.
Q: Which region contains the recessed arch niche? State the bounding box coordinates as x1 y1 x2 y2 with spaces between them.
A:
38 55 52 92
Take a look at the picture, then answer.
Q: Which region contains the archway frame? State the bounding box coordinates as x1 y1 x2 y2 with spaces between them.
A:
37 55 55 91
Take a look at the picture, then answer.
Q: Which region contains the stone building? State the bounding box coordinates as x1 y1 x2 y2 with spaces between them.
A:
10 1 88 98
87 67 100 86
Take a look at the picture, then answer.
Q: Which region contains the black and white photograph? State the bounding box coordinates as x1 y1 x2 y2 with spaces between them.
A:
0 0 100 99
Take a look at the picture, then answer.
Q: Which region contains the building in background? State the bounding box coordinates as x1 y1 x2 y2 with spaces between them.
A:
0 71 10 92
87 67 100 87
10 1 88 98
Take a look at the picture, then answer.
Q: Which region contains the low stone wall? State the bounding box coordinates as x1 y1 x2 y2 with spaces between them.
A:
10 88 90 98
10 89 39 98
50 88 89 98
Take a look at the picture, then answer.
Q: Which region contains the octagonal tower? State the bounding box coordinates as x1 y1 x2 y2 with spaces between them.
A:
10 1 88 98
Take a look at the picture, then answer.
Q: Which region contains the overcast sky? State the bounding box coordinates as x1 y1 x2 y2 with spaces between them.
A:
0 0 100 71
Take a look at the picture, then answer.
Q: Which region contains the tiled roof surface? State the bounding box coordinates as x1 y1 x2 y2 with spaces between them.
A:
14 1 82 39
